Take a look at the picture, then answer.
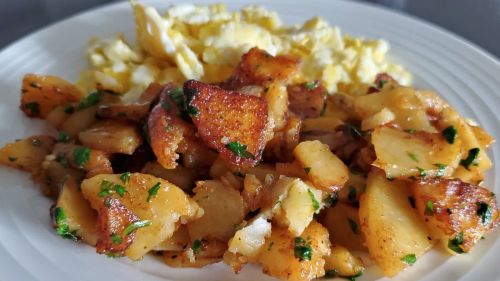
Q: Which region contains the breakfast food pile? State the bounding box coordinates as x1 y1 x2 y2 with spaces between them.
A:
0 2 498 281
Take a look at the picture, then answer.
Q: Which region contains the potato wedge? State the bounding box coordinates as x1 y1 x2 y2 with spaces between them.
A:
264 81 289 131
0 135 55 173
321 203 365 252
372 126 462 179
78 120 142 154
187 180 245 241
359 170 432 276
52 143 113 177
228 214 272 260
412 178 499 254
287 82 327 119
60 106 98 138
257 220 331 281
141 161 196 192
293 140 349 192
20 74 84 118
81 173 202 260
185 80 269 169
324 245 364 278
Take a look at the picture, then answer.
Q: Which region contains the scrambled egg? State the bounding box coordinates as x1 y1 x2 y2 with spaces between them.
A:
81 2 411 97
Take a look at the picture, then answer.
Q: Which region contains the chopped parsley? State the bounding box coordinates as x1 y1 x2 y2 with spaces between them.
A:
401 254 417 265
448 232 464 254
304 167 311 174
73 146 91 167
225 141 255 159
347 218 358 234
57 132 70 143
192 239 202 255
123 220 151 236
119 172 131 184
424 200 434 216
406 151 419 162
53 207 78 240
294 237 312 261
78 91 101 109
325 192 339 208
434 163 447 177
348 186 357 202
25 102 40 116
98 180 126 198
303 81 318 90
442 125 457 144
460 147 480 170
378 79 387 88
110 234 122 245
307 189 320 213
169 87 186 110
416 167 427 177
476 202 493 226
64 105 74 114
186 105 199 117
8 157 17 162
147 182 161 203
324 269 338 278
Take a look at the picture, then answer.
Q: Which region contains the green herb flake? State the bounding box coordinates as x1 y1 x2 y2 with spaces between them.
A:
325 192 339 208
147 182 161 203
104 198 112 208
348 186 357 202
424 200 434 216
448 232 464 254
64 105 74 114
401 254 417 265
169 87 186 110
73 146 91 167
110 234 122 245
303 81 318 90
123 220 151 236
307 189 320 214
434 163 447 177
78 91 101 109
225 141 255 159
192 239 202 255
304 167 311 174
406 151 419 162
57 132 70 143
186 105 199 117
476 202 493 226
25 102 40 116
120 172 131 184
294 237 312 261
53 207 78 241
347 218 358 234
324 269 338 278
378 79 387 88
8 157 17 162
460 147 480 170
98 180 126 198
442 125 458 144
113 184 126 197
416 167 427 177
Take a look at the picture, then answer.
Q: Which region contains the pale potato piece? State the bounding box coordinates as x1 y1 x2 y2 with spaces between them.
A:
142 161 196 192
163 249 221 268
293 140 349 192
321 203 365 252
228 214 272 260
60 106 98 138
78 120 142 155
372 126 462 179
257 220 331 281
154 225 190 251
361 107 395 131
55 177 97 245
81 173 202 260
359 170 433 276
0 135 55 173
338 171 366 203
264 82 288 131
301 116 344 133
187 180 245 241
46 106 70 129
324 245 364 277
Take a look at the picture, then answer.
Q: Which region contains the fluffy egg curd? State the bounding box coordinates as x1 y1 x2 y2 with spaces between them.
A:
80 2 411 98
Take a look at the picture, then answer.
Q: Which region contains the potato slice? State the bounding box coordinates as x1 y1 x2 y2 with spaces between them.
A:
78 120 142 155
60 106 98 138
187 180 245 241
293 140 349 192
371 126 462 179
184 80 269 169
141 161 196 192
228 214 272 260
321 203 365 252
0 135 55 173
81 173 202 260
52 143 112 177
324 245 364 278
301 116 344 133
412 178 499 254
54 177 97 245
257 220 331 281
20 74 84 118
359 170 432 277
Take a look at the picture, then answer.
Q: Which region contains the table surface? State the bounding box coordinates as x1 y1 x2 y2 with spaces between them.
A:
1 0 499 60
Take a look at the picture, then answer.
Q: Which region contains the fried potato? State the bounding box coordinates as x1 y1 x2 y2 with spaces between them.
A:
264 81 289 131
35 157 85 198
228 214 272 260
54 177 98 245
185 80 269 169
0 135 55 173
154 225 190 252
321 203 366 252
301 116 343 133
81 173 202 260
141 161 196 192
187 180 245 241
359 170 432 277
78 120 142 155
52 143 113 177
60 106 98 138
372 126 462 179
324 245 364 277
20 74 84 118
257 220 331 281
287 82 327 119
293 140 349 192
412 178 499 254
46 106 70 129
264 116 301 162
163 250 221 268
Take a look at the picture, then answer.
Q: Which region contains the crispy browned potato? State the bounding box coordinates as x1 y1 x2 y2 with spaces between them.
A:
287 82 327 119
78 120 142 155
223 47 299 89
20 74 84 118
0 135 55 173
52 143 113 177
185 80 269 169
412 178 499 254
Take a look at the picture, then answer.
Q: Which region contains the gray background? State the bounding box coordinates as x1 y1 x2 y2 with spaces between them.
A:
0 0 499 59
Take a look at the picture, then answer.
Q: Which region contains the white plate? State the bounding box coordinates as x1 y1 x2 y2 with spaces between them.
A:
0 0 499 280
